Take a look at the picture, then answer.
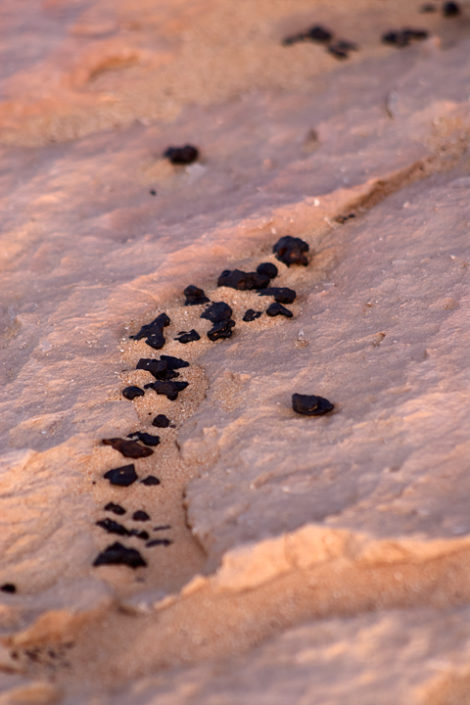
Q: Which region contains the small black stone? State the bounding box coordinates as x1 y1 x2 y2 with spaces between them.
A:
382 28 428 47
104 502 126 516
328 40 358 59
335 213 356 224
152 414 171 428
141 475 161 486
127 432 160 447
160 355 190 369
217 269 270 290
153 524 171 531
201 301 233 323
207 319 236 341
133 510 150 521
258 287 296 304
175 329 201 343
266 302 293 318
93 542 147 569
102 438 153 459
327 44 348 59
243 309 262 322
149 189 157 196
273 236 309 266
292 393 334 416
442 1 460 15
256 262 278 279
96 518 131 536
129 313 170 350
163 145 199 165
307 25 333 42
103 464 138 487
122 386 144 400
0 583 16 594
146 539 173 547
136 358 178 380
184 285 209 306
144 380 189 401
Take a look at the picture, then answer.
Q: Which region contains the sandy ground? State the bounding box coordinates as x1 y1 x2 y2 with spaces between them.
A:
1 1 470 703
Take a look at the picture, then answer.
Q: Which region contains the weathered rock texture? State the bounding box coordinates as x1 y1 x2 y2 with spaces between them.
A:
1 1 470 704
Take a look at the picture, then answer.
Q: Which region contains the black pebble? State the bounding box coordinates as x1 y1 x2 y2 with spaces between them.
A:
103 464 138 487
104 502 126 516
328 40 358 59
217 269 270 290
133 510 150 521
243 309 262 322
153 524 171 531
122 386 144 400
146 539 173 547
129 313 170 350
136 358 179 380
96 518 131 537
163 145 199 165
144 379 189 401
266 302 293 318
141 475 161 486
335 213 356 224
256 262 278 279
160 355 190 369
149 189 157 196
283 24 332 46
184 285 209 306
207 319 236 340
273 236 309 266
292 393 334 416
102 438 153 459
382 28 428 47
175 329 201 343
0 583 16 594
152 414 171 428
201 301 233 323
93 542 147 569
127 432 160 447
442 1 460 15
258 287 296 304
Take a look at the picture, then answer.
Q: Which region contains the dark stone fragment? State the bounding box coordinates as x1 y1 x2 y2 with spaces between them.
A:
96 518 131 536
201 301 233 323
122 386 144 400
328 40 358 59
133 510 150 521
104 502 126 516
258 287 296 304
136 358 178 380
144 380 189 401
256 262 278 280
184 285 209 306
243 309 262 322
292 393 334 416
335 213 356 224
135 531 149 541
93 542 147 569
217 269 270 290
420 2 437 10
127 432 160 447
442 1 460 15
163 145 199 165
282 31 307 46
0 583 16 594
273 236 309 266
152 414 170 428
160 355 190 369
103 464 138 487
207 319 235 341
149 189 157 196
175 329 201 343
129 313 170 350
328 44 348 59
146 539 173 547
307 25 333 42
266 302 293 318
141 475 161 486
382 28 428 47
102 438 153 459
153 524 171 531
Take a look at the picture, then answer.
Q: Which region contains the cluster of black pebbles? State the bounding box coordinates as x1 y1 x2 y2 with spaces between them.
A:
94 234 336 570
